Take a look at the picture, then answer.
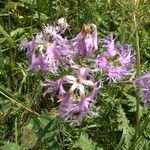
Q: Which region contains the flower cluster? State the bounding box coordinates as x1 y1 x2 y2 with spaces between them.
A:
21 19 98 73
20 18 149 124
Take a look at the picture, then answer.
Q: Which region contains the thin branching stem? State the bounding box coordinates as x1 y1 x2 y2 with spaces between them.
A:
0 90 40 116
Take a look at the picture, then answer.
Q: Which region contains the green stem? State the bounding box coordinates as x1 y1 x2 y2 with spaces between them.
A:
36 0 41 26
30 0 35 34
133 15 140 76
0 89 40 116
15 117 18 143
133 0 141 149
8 13 11 34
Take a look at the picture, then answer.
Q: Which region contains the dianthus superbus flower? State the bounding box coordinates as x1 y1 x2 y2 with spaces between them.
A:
95 35 135 82
72 24 98 57
59 88 97 124
43 67 100 124
20 18 72 72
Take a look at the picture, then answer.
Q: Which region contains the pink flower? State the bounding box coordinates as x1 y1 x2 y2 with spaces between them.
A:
59 89 97 124
43 67 100 124
20 18 72 73
72 24 98 57
95 35 135 82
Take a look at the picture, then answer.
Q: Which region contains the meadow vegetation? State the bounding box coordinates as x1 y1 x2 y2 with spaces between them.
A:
0 0 150 149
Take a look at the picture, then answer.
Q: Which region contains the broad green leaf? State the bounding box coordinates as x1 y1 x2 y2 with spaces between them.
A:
33 12 49 21
0 142 21 150
10 28 24 37
0 100 12 113
0 25 16 49
74 133 103 150
0 37 6 44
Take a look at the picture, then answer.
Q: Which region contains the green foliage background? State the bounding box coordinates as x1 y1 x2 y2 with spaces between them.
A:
0 0 150 149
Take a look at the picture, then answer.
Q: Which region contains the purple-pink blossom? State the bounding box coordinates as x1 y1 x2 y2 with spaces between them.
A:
20 38 35 59
72 24 98 57
95 35 135 82
59 89 97 124
20 18 71 73
43 67 100 124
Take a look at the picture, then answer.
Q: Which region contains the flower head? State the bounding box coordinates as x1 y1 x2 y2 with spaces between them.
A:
95 35 135 82
43 67 100 124
20 18 72 73
72 24 98 57
59 89 97 124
